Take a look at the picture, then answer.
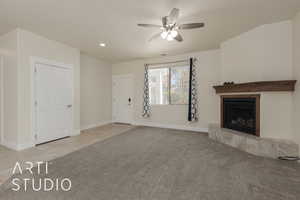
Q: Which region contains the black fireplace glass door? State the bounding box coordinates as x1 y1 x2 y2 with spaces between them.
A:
223 98 256 135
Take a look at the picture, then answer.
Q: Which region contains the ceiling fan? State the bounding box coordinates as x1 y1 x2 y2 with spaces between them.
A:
138 8 205 42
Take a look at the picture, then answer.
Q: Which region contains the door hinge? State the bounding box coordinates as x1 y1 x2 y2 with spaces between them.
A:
34 134 37 140
34 67 37 73
35 101 38 106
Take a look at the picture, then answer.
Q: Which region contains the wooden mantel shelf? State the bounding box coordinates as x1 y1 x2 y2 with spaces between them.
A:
213 80 297 94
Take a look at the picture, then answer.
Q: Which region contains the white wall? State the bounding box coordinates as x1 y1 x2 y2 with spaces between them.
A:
260 92 293 140
80 53 112 130
17 29 81 149
112 21 295 137
220 21 294 140
112 50 221 131
0 30 19 149
0 29 81 150
293 12 300 152
221 21 293 83
0 18 298 150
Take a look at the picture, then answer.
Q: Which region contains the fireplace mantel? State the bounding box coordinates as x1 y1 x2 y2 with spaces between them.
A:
213 80 297 94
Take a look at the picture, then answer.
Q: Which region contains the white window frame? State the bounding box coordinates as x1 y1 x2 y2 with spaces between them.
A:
149 65 189 106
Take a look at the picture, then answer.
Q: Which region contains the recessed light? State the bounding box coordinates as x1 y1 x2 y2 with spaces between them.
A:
99 43 106 47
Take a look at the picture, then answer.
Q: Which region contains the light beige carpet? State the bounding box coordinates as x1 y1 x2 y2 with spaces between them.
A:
0 126 300 200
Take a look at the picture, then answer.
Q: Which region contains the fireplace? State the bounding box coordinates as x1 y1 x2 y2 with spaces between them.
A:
221 95 260 136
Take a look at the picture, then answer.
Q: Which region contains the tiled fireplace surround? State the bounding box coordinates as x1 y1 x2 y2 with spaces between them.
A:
208 124 299 159
208 81 299 159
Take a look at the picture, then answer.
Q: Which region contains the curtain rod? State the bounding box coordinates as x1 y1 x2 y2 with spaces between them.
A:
146 59 189 67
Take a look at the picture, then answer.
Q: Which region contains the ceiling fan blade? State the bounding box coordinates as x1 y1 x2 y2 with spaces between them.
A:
149 32 162 42
178 23 205 29
174 33 183 42
168 8 180 24
162 16 167 27
138 24 162 28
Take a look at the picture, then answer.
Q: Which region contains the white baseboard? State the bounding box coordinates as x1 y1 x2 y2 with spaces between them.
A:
71 129 81 136
133 121 208 133
1 139 18 150
1 139 34 151
80 120 112 131
17 142 35 151
0 121 206 151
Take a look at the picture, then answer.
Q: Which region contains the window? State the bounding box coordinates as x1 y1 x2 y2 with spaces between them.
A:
149 65 189 105
170 66 189 104
149 68 169 105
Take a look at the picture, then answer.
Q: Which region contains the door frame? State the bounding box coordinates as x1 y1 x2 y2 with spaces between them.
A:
112 74 134 124
0 55 3 144
30 57 74 145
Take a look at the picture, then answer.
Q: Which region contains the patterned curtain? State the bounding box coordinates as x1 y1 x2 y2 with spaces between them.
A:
142 64 150 118
188 58 198 122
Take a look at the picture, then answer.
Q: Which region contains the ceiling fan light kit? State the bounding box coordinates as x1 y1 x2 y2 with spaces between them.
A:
167 34 174 41
161 31 168 39
161 30 178 40
138 8 205 42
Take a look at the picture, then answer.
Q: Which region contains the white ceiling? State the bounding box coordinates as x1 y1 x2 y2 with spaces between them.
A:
0 0 300 63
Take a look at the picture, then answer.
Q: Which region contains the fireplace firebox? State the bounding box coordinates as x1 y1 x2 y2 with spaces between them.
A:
221 95 260 136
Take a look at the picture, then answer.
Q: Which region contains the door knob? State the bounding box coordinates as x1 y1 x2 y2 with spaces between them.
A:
67 104 72 108
128 98 131 103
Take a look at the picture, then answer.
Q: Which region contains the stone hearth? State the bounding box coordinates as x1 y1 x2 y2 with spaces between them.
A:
209 124 299 159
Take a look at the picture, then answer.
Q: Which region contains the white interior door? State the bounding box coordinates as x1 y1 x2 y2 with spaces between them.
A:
112 75 134 124
35 63 73 144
